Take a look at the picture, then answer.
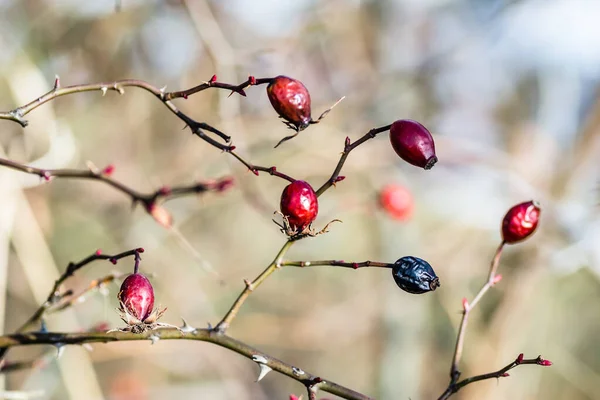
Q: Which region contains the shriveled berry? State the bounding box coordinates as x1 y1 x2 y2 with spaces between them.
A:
118 273 155 322
392 256 440 294
389 120 437 169
502 200 541 244
267 76 312 131
280 180 318 232
379 184 414 221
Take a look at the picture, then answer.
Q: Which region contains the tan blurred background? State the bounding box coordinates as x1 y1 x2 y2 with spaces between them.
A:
0 0 599 399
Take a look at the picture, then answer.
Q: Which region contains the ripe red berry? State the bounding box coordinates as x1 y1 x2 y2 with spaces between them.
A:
118 273 155 322
280 180 318 232
389 119 437 169
502 200 541 244
267 76 312 131
379 184 414 221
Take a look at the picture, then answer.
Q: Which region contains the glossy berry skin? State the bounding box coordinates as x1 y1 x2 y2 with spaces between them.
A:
118 273 155 322
267 76 312 131
502 200 541 244
392 256 440 294
379 184 414 221
389 119 437 169
280 180 318 231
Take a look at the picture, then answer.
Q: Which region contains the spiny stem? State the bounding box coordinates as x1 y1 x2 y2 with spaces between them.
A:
0 329 373 400
315 124 392 197
214 240 295 333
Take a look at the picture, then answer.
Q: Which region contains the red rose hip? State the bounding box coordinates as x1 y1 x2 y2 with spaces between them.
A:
501 200 541 244
118 273 155 322
267 76 312 131
379 184 414 221
280 180 318 232
389 119 437 169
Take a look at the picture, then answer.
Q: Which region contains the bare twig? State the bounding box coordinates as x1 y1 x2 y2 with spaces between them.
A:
0 157 234 211
0 329 373 400
16 248 143 333
163 75 272 100
281 260 393 269
214 240 295 333
315 125 392 197
48 272 128 315
449 242 505 382
438 354 552 399
0 77 294 182
437 242 551 398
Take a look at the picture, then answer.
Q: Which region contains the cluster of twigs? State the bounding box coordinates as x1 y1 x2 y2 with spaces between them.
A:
0 75 549 399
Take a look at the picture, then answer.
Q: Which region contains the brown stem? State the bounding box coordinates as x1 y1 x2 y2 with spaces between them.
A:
281 260 394 269
214 240 295 333
48 272 128 315
315 125 392 197
449 242 505 380
164 76 272 100
438 354 552 399
0 77 294 183
16 248 143 333
0 329 373 400
0 157 234 210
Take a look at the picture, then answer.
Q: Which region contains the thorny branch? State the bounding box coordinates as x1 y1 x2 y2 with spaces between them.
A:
0 76 295 182
437 242 550 399
315 124 392 197
0 329 373 400
438 354 552 399
17 248 144 334
213 125 394 334
0 157 233 213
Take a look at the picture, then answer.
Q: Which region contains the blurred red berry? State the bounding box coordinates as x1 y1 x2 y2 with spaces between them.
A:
109 372 148 400
379 184 414 221
389 119 437 169
118 273 155 322
280 180 318 232
501 201 541 244
267 76 312 131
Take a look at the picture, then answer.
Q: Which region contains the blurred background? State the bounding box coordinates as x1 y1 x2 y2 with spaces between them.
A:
0 0 599 399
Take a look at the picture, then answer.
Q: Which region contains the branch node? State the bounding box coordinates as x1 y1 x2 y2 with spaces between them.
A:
292 367 305 377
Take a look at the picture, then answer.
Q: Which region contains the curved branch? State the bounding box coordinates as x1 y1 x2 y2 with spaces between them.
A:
438 354 552 400
0 77 294 182
0 157 233 210
0 329 373 400
17 248 143 334
315 125 392 197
